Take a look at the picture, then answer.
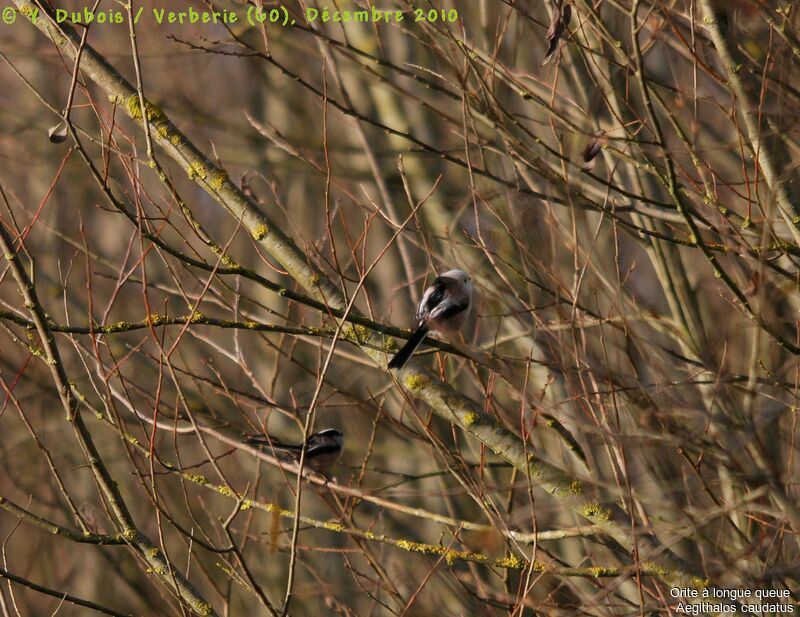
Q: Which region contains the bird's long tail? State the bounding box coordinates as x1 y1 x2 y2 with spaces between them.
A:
243 435 300 453
388 324 429 369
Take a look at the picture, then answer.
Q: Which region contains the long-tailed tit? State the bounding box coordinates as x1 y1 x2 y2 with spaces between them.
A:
244 428 343 473
388 269 473 370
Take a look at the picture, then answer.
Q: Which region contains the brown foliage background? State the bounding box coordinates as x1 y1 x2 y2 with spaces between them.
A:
1 0 800 614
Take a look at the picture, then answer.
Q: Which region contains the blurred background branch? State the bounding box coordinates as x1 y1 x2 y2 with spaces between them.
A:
1 0 799 614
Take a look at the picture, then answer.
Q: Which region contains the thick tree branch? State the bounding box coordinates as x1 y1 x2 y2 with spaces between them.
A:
11 0 705 589
0 220 218 616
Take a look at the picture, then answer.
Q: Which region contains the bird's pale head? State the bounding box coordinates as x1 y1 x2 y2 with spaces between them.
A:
439 269 468 282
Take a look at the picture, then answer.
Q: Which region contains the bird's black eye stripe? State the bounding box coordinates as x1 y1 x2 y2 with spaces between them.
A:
427 288 444 308
423 281 446 310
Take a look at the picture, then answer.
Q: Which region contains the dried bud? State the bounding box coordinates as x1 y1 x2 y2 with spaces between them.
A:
743 271 759 296
580 131 605 171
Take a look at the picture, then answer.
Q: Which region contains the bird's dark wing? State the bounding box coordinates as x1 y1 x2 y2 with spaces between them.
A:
306 441 342 458
429 299 469 320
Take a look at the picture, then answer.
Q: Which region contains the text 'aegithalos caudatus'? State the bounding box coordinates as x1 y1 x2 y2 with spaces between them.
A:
388 269 473 370
244 428 343 473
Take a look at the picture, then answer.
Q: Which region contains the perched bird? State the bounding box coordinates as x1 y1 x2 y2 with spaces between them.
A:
244 428 344 473
388 269 473 370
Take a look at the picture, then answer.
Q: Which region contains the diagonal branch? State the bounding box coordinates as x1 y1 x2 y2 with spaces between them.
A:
0 496 125 545
0 219 218 616
0 566 131 617
11 0 705 589
698 0 800 241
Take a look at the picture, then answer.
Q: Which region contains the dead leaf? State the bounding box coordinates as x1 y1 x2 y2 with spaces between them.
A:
543 2 572 65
